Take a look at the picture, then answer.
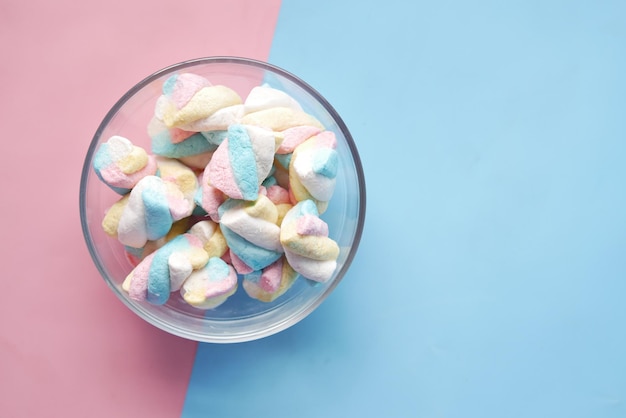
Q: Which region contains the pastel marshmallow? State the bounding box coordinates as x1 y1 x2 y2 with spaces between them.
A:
207 124 275 201
218 196 284 271
93 135 158 194
160 73 212 110
219 195 283 252
289 131 338 213
275 125 322 154
115 175 194 248
280 200 339 283
180 257 238 309
122 233 209 305
243 256 298 302
159 81 243 128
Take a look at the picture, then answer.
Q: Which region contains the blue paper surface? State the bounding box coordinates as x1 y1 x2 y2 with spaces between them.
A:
183 1 626 416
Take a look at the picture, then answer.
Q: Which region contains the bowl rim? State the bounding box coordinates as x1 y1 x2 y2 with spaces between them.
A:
79 56 366 343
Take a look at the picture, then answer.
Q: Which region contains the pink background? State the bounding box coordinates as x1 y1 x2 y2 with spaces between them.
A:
0 0 280 416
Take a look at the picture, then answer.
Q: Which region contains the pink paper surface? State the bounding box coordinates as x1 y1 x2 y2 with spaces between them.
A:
0 0 280 416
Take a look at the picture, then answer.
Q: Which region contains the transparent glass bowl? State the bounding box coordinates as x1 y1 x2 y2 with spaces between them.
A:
79 57 366 343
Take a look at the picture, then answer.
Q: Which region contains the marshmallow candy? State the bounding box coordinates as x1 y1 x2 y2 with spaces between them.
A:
122 233 209 305
180 257 238 309
289 131 338 214
280 199 339 283
159 72 212 109
106 159 198 252
243 256 298 302
272 126 322 189
218 194 283 271
207 124 275 201
156 73 242 129
112 174 195 248
93 135 157 194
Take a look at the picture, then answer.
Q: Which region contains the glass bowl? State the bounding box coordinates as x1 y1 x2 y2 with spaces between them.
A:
79 57 366 343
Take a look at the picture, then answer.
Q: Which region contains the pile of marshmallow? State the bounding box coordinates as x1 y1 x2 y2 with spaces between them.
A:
93 73 340 309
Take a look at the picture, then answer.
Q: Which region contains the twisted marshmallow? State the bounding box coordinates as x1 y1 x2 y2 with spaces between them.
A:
155 73 242 129
280 200 339 283
289 131 338 214
207 124 275 201
93 135 157 194
180 257 238 309
122 233 209 305
218 194 283 271
243 256 298 302
104 174 195 248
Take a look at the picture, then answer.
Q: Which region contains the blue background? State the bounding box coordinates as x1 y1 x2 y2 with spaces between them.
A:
183 1 626 416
